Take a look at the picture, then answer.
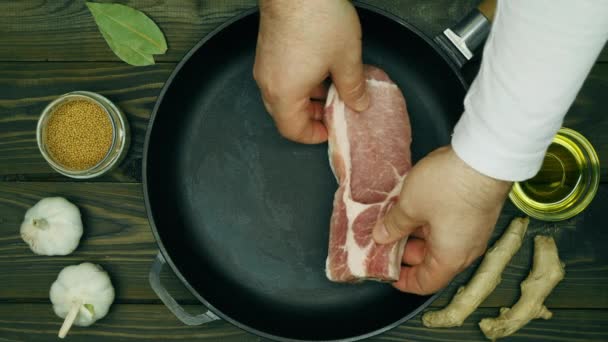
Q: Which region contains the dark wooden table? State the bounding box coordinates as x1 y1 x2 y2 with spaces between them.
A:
1 1 606 341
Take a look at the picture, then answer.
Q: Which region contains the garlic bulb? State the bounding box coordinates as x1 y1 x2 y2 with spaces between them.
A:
50 262 115 338
20 197 83 256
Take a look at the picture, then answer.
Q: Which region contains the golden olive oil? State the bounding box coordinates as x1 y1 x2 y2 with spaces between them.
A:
521 142 582 204
509 128 599 221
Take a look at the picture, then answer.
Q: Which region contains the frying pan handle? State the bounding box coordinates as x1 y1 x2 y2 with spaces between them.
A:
434 0 496 68
149 252 220 326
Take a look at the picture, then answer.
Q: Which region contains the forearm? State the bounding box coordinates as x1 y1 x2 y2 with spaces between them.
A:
452 0 608 181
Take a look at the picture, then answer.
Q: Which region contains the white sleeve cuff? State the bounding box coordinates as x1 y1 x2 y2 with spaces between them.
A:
451 0 608 182
452 107 551 182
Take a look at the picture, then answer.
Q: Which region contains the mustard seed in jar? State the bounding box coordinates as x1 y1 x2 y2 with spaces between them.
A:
44 99 114 170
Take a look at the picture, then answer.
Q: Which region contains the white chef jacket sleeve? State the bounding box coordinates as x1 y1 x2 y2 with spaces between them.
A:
451 0 608 181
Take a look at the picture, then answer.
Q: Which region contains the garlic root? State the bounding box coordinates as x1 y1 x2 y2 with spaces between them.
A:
422 217 529 328
32 218 49 229
479 235 565 340
58 300 83 339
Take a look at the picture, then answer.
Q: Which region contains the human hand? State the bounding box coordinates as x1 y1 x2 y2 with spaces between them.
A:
372 146 512 295
253 0 370 144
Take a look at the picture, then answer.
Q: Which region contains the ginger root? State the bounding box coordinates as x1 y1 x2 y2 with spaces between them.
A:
422 217 529 328
479 235 565 341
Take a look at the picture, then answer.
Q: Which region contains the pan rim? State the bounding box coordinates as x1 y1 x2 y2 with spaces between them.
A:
143 2 465 341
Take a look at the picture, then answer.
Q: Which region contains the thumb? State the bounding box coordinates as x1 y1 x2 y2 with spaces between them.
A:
373 202 422 244
330 60 369 112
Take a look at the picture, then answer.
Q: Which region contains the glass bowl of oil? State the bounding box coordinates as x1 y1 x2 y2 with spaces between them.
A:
509 127 600 221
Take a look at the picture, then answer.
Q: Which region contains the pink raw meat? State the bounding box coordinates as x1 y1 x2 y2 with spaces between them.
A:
323 65 412 282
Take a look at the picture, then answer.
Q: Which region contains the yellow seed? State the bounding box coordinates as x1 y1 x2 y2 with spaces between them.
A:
45 99 114 170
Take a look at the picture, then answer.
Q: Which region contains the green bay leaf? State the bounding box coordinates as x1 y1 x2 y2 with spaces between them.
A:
86 1 167 66
99 27 155 66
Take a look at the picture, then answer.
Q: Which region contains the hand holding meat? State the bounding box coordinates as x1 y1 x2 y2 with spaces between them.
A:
253 0 369 144
253 0 607 298
372 146 512 295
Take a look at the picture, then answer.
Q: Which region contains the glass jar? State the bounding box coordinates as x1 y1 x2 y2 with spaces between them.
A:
36 91 130 179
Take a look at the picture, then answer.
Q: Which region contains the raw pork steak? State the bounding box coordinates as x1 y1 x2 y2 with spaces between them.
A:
323 65 412 282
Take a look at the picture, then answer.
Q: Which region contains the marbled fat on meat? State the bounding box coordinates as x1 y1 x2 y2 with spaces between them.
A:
324 65 412 282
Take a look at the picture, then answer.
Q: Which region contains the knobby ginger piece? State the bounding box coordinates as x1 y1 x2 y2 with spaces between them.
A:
422 217 529 328
479 235 565 341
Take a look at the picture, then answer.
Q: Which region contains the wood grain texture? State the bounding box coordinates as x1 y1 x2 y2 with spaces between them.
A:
1 0 605 63
382 308 608 342
0 304 606 342
0 0 482 62
1 62 606 182
0 304 251 342
0 62 174 182
0 0 257 62
1 1 606 340
1 182 607 309
0 182 191 303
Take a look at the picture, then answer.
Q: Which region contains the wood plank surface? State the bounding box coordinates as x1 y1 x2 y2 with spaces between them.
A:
0 0 257 62
385 308 608 342
0 304 250 342
1 0 607 341
2 0 605 64
0 304 606 342
0 62 174 182
1 62 606 182
0 182 190 303
1 182 607 309
0 0 481 63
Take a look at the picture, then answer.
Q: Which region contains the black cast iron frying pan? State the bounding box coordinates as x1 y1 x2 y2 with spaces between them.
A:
144 2 490 341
